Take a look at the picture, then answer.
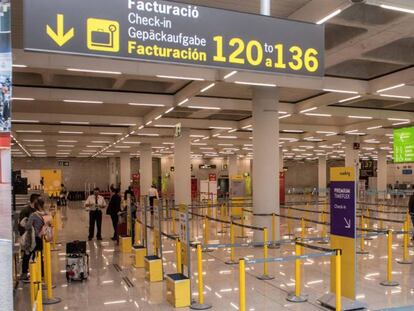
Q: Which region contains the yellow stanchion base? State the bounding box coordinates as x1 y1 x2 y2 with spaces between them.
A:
144 256 163 282
166 273 190 308
133 246 146 268
119 236 132 253
286 293 308 303
318 293 367 310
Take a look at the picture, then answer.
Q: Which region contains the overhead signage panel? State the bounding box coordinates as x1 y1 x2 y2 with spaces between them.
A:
24 0 324 77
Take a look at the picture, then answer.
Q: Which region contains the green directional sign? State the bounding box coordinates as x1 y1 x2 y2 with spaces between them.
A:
24 0 324 77
394 127 414 163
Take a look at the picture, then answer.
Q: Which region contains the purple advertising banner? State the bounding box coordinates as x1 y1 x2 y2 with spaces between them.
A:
330 181 356 238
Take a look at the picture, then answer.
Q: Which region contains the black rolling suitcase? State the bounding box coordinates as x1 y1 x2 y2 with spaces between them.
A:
66 241 89 282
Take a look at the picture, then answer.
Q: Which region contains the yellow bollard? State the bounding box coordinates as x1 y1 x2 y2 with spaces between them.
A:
29 261 36 307
239 259 246 311
258 228 274 280
335 250 342 311
358 215 369 255
287 240 307 302
36 252 41 283
397 220 413 264
225 222 237 265
191 244 212 309
301 218 306 240
176 238 182 274
381 230 399 286
135 220 141 245
43 241 62 304
172 209 176 235
35 281 43 311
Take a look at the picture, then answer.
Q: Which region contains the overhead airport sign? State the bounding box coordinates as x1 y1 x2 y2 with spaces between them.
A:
24 0 324 77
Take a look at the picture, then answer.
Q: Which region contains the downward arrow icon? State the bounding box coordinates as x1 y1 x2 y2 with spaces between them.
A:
46 14 74 47
344 218 351 229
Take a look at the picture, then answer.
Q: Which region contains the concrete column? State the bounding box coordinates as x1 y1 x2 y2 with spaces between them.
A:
140 143 152 196
318 155 327 197
120 153 131 194
174 128 191 205
345 137 360 195
252 87 279 241
279 147 284 172
109 157 117 188
377 150 387 200
228 154 238 177
260 0 271 15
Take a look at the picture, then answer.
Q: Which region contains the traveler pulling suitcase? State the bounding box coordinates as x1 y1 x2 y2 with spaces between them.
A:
66 240 89 282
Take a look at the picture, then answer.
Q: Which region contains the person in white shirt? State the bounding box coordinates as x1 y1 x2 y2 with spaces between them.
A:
84 187 107 241
148 184 159 214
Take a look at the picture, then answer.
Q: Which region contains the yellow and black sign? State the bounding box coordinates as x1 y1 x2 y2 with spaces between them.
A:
25 0 324 77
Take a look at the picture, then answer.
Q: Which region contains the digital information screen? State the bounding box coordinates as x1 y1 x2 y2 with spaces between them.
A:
394 127 414 163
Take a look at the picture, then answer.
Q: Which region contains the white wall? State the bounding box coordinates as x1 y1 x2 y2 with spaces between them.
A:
387 163 414 185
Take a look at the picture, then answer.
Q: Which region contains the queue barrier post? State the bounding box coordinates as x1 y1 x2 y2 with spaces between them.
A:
172 209 176 235
365 210 373 241
318 211 329 245
190 244 212 310
176 238 182 274
36 251 42 284
225 222 237 265
35 281 43 311
257 228 274 280
286 240 308 302
239 258 246 311
301 218 306 241
397 220 413 264
29 261 37 308
134 219 141 245
43 240 62 304
381 230 399 286
51 212 60 251
357 215 369 255
269 213 279 249
335 249 342 311
203 216 213 253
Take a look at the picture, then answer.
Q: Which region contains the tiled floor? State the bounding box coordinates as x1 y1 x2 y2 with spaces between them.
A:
13 198 414 311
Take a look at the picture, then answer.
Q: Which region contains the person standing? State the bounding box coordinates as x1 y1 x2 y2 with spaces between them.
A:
18 193 40 281
60 183 68 206
106 188 121 241
124 185 135 201
148 184 159 212
84 188 106 241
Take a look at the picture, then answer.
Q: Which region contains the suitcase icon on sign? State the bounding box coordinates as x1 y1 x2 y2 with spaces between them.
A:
87 18 120 52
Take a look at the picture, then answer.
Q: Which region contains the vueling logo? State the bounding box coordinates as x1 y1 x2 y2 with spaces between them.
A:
339 171 351 177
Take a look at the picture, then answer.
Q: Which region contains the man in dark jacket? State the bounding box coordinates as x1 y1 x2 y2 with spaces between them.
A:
409 194 414 240
107 188 121 241
19 193 40 281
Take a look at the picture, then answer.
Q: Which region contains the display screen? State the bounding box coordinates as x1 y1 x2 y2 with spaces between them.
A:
394 127 414 163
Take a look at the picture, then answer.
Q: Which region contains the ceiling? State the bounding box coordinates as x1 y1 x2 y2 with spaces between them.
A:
8 0 414 162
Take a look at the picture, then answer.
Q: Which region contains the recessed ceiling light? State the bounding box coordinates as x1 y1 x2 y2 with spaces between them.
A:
154 124 175 128
299 107 317 114
128 103 165 107
156 75 205 81
234 81 276 87
338 95 362 103
380 4 414 14
316 9 342 24
282 130 304 133
23 139 44 142
137 133 160 136
12 119 39 123
58 140 78 143
376 83 405 93
379 94 411 99
200 83 216 93
367 125 383 130
348 116 373 120
92 140 111 143
323 88 358 94
16 130 42 133
63 100 103 104
217 136 237 139
304 113 332 117
165 107 174 114
59 131 83 134
223 71 238 79
110 123 137 126
209 126 232 130
12 97 35 101
67 68 122 75
99 132 123 135
122 141 141 144
178 98 189 106
187 106 221 110
12 64 28 68
60 121 90 125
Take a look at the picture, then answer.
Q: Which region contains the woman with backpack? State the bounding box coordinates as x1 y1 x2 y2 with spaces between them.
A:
24 198 52 275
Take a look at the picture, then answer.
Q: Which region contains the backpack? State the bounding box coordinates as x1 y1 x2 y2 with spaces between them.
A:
20 219 36 255
35 212 53 242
